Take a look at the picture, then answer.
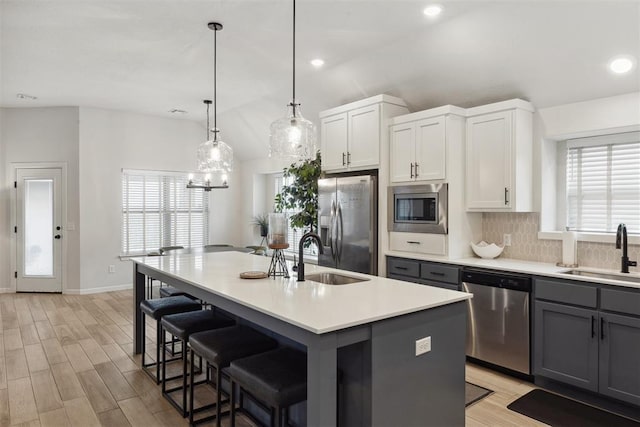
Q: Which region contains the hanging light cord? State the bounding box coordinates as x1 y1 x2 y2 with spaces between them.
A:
213 26 218 141
292 0 296 108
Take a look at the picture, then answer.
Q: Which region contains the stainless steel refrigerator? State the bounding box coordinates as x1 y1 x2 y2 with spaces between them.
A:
317 174 377 275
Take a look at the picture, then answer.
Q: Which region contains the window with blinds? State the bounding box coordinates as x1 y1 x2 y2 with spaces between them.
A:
121 170 209 255
566 132 640 234
274 175 316 257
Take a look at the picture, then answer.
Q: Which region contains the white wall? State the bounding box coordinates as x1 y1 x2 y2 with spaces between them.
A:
0 107 81 291
78 107 242 292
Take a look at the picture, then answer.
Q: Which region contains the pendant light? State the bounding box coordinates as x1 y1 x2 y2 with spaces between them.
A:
191 22 233 190
268 0 317 160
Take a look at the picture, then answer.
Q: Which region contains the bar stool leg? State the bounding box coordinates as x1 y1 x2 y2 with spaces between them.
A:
161 326 167 394
230 380 236 427
276 406 282 427
182 343 188 417
189 349 196 425
270 407 276 427
216 366 223 427
156 321 162 383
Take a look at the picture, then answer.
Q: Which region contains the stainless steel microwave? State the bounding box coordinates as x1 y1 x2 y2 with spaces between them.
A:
388 183 448 234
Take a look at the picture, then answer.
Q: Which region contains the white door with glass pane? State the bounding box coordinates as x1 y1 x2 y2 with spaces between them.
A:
16 168 63 292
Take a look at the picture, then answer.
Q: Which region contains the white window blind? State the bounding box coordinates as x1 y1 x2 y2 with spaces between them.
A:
275 175 316 257
122 170 209 255
566 132 640 234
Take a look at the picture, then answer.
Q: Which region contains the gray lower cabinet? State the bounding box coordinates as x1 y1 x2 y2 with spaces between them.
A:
534 300 599 392
534 279 640 407
599 312 640 406
387 257 460 291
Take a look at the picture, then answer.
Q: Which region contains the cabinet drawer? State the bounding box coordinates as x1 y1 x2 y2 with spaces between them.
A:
387 258 420 278
420 263 459 285
389 232 446 256
601 288 640 316
421 279 460 291
535 279 597 308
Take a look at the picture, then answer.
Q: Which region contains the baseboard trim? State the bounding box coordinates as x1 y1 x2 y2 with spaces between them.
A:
64 283 133 295
0 288 13 293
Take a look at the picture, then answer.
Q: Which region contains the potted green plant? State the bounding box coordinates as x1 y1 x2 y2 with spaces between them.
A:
274 151 322 238
251 213 269 237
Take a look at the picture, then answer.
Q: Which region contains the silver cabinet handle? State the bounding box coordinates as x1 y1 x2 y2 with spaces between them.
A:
347 152 351 165
342 153 346 166
410 163 414 179
504 187 510 205
414 163 419 178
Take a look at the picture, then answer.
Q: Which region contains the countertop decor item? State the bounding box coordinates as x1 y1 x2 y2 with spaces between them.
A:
268 0 317 160
470 241 505 259
189 21 233 191
240 271 268 279
267 242 290 278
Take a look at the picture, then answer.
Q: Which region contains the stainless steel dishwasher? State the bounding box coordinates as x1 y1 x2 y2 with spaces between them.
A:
462 268 532 375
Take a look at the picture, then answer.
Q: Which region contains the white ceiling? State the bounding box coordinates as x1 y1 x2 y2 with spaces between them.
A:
2 0 639 160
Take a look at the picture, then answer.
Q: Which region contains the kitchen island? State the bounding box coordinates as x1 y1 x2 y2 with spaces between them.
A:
131 251 471 426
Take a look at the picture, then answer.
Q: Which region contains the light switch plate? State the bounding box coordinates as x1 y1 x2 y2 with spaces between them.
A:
415 336 431 356
503 234 512 246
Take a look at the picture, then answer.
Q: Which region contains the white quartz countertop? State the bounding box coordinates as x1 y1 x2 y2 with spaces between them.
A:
386 250 640 290
132 251 472 334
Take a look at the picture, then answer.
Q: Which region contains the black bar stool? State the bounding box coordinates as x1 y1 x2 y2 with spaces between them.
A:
188 325 278 426
161 310 235 417
228 347 307 427
159 285 196 298
139 296 202 383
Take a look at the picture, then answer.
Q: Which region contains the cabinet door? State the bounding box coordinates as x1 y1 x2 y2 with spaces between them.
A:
414 117 446 181
466 111 513 210
389 123 415 183
599 313 640 406
348 104 380 170
534 301 598 392
321 113 348 172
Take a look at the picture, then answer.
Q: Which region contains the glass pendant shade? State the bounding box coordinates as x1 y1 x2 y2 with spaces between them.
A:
197 135 233 174
269 102 317 160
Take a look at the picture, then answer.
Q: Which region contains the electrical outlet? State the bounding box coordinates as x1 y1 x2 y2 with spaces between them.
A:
503 234 512 247
415 336 432 356
108 265 115 274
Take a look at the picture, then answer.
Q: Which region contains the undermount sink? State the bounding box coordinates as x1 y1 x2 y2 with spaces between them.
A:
560 269 640 284
304 273 370 285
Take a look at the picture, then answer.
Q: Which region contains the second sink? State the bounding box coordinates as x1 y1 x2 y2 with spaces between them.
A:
304 273 369 285
561 269 640 284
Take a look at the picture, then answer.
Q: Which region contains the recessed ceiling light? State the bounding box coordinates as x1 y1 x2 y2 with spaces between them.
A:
609 56 635 74
310 58 325 68
423 5 442 17
16 93 37 100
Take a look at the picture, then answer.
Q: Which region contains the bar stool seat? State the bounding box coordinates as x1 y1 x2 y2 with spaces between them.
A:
139 296 202 384
160 310 235 417
188 325 278 426
228 347 307 427
159 286 197 299
140 295 201 319
229 347 306 407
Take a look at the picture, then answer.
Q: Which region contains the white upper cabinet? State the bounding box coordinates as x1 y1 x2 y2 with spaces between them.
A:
320 113 348 171
319 95 408 173
390 116 447 183
389 106 465 183
465 99 534 212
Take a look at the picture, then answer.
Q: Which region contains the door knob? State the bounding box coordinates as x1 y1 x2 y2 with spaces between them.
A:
54 235 62 239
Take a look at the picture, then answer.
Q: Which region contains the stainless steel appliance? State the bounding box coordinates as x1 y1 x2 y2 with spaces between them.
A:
462 268 532 375
388 183 447 234
318 174 377 275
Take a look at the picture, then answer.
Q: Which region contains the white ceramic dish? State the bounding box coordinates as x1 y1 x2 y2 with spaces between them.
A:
470 241 505 259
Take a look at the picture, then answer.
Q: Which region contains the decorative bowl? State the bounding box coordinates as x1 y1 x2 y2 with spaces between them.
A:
470 241 505 259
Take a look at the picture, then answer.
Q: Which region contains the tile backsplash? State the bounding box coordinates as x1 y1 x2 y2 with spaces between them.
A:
482 212 640 270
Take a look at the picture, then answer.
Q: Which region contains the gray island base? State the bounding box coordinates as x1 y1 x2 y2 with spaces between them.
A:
132 252 469 426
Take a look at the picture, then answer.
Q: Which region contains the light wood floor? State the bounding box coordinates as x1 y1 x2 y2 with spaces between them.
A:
0 289 546 426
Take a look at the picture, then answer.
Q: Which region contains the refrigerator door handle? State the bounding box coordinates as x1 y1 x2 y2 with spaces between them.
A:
329 200 337 261
336 202 344 262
